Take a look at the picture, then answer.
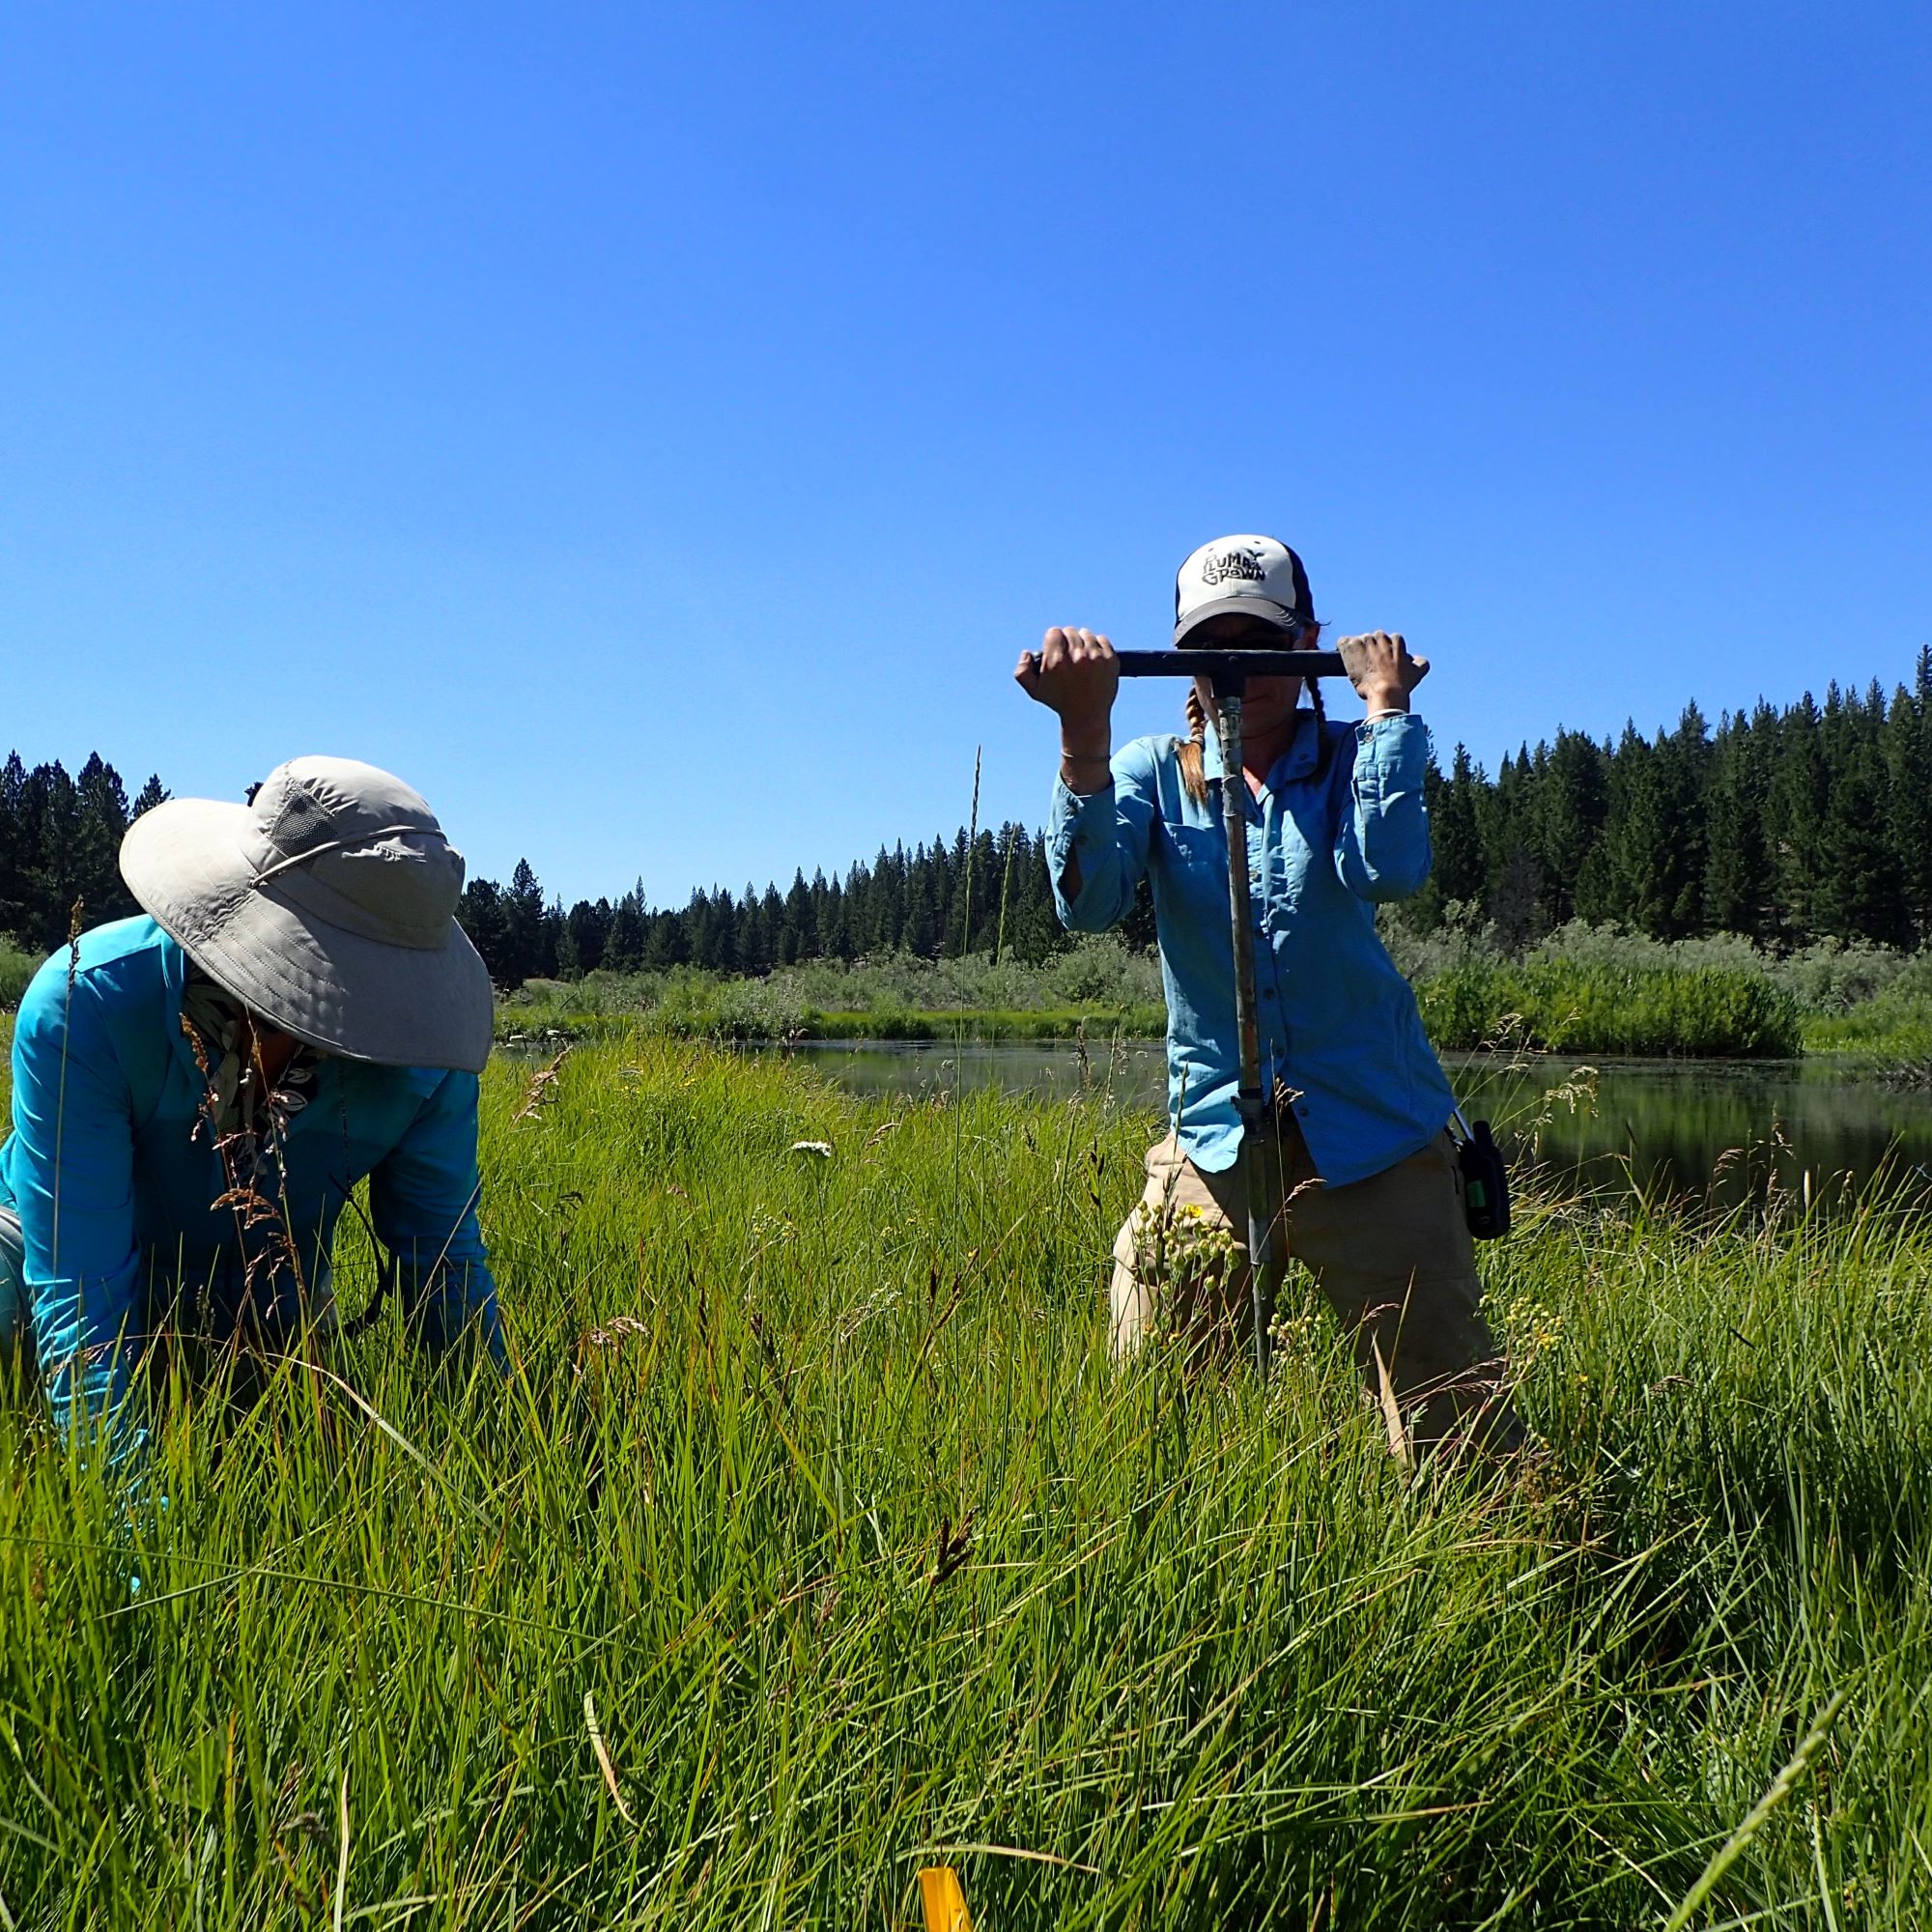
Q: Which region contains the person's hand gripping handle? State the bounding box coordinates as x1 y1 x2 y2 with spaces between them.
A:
1015 626 1122 795
1335 630 1429 716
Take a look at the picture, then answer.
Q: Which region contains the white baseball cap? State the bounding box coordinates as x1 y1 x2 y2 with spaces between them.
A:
1174 534 1313 647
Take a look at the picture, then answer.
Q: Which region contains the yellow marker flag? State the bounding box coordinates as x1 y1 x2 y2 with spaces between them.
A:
919 1865 974 1932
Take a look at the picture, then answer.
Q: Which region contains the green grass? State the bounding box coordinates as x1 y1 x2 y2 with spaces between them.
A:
4 1038 1931 1925
1803 990 1932 1076
0 944 35 1013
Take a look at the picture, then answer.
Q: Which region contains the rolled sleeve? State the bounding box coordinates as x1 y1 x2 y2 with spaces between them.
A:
1336 713 1434 901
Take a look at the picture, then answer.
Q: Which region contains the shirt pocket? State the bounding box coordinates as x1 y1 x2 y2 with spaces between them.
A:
1277 791 1334 904
1160 815 1222 868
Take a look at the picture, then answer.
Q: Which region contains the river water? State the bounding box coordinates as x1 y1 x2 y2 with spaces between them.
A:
763 1040 1932 1210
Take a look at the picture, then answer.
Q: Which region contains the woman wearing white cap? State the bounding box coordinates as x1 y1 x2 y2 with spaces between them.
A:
0 756 504 1466
1017 537 1520 1457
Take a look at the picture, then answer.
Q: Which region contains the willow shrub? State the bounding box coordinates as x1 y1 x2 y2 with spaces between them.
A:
4 1037 1927 1925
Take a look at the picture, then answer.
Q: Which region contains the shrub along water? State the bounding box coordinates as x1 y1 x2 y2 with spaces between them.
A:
1 1038 1927 1925
1416 958 1804 1058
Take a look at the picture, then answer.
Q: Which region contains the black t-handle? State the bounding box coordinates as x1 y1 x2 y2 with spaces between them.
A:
1112 648 1349 683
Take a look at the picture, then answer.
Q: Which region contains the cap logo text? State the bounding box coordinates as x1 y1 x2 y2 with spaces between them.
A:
1200 546 1266 586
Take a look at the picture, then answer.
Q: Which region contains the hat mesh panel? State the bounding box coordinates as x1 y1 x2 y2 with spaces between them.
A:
268 787 334 855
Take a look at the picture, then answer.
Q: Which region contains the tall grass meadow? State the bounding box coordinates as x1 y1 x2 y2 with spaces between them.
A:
3 1037 1929 1925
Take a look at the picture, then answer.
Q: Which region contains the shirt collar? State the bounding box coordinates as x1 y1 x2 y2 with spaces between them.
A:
1200 707 1321 788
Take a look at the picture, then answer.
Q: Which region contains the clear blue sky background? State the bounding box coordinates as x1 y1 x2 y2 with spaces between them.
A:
3 2 1927 907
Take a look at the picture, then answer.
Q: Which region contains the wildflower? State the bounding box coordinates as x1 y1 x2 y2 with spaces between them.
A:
789 1140 834 1158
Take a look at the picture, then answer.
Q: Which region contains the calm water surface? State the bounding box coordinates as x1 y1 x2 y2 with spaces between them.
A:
762 1040 1932 1209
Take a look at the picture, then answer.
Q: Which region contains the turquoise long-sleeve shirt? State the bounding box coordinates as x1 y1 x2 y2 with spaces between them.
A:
1046 709 1457 1185
0 917 502 1452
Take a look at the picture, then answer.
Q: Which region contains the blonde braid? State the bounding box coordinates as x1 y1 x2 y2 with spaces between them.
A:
1306 677 1336 783
1178 684 1211 805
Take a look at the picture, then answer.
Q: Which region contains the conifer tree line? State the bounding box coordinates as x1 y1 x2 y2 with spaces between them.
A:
0 753 169 953
5 648 1929 987
450 826 1106 989
1413 649 1932 952
454 650 1932 990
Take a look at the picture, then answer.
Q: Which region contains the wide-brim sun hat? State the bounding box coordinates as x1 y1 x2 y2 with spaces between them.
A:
120 754 494 1073
1174 534 1314 647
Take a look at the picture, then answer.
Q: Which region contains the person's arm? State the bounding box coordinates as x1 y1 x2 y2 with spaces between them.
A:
8 956 148 1463
1016 625 1154 929
1332 631 1435 901
367 1070 505 1369
1045 742 1158 932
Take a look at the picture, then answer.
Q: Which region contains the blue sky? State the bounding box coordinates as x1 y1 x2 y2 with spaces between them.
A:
3 2 1927 906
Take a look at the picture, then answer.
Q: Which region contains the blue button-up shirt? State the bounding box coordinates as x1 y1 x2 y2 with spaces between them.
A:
1046 710 1457 1185
0 917 502 1455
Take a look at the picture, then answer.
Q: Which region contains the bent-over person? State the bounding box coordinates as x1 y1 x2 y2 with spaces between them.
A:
0 756 504 1473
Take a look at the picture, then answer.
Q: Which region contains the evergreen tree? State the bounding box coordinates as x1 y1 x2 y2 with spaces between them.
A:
603 890 647 973
1006 838 1067 964
780 869 814 965
902 847 940 958
538 895 564 979
1818 690 1905 943
1535 729 1609 926
0 753 32 941
736 891 772 975
1703 707 1776 938
1887 649 1932 944
500 859 547 987
1430 746 1487 911
1482 749 1544 951
456 879 511 984
1656 703 1713 936
564 898 612 977
642 907 688 970
27 760 87 951
1767 694 1830 941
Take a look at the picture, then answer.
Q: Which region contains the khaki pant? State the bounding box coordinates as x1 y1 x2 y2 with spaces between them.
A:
1111 1122 1521 1458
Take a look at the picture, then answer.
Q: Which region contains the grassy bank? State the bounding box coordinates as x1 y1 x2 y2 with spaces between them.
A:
1800 979 1932 1075
7 922 1929 1061
3 1039 1930 1924
799 1003 1167 1041
499 952 1807 1058
482 919 1932 1062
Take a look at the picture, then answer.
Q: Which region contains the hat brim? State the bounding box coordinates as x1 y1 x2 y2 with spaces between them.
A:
120 798 495 1073
1173 597 1304 648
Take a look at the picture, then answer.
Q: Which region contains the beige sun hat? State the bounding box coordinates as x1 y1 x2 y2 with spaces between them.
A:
120 755 494 1073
